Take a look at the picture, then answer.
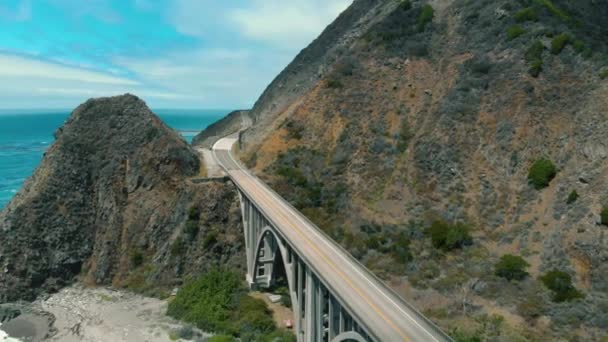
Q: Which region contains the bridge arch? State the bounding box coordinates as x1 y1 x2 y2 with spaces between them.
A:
240 196 375 341
251 226 291 288
251 226 302 335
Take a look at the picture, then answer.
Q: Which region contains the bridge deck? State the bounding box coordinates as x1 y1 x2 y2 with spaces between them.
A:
213 137 450 342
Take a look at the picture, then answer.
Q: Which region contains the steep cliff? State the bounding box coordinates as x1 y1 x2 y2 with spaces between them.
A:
239 0 608 340
0 95 244 302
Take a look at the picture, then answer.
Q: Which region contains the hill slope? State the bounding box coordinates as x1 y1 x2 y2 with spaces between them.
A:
238 0 608 340
0 95 244 302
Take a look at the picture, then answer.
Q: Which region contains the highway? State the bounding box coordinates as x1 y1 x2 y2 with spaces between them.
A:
213 135 451 342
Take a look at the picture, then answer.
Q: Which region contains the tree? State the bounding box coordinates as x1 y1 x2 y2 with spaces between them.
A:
495 254 529 281
540 270 584 302
427 220 472 251
528 159 557 190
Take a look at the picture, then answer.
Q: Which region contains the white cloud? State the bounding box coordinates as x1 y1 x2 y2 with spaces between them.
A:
169 0 351 50
0 54 138 85
230 0 352 49
0 53 191 109
113 48 287 108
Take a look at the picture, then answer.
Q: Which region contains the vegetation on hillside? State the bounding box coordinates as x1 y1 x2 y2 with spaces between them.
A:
528 159 557 189
426 220 473 251
494 255 529 281
601 207 608 226
167 268 295 341
566 190 579 204
540 270 584 302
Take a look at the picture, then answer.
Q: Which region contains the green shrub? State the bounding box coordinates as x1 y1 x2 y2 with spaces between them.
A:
566 190 579 204
515 7 539 22
257 330 297 342
536 0 571 22
528 59 543 77
234 295 276 336
528 158 557 189
417 4 434 32
540 270 584 302
601 207 608 226
326 79 343 89
573 40 586 54
427 220 473 251
495 254 529 281
130 250 144 268
507 25 526 40
525 41 545 77
167 268 285 339
525 41 545 62
600 69 608 80
399 0 412 11
167 268 242 333
551 33 571 54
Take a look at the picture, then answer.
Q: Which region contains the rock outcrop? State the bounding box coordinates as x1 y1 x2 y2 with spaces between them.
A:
192 110 250 148
0 94 244 302
237 0 608 340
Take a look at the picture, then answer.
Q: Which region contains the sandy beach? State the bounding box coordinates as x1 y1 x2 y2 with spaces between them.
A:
0 285 208 342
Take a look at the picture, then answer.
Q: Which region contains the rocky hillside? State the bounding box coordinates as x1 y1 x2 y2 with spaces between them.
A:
238 0 608 340
192 109 250 148
0 95 244 302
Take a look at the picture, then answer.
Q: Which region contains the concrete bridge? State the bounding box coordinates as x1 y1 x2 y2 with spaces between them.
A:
213 136 451 342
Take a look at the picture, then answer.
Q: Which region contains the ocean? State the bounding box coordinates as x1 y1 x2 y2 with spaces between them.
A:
0 109 228 210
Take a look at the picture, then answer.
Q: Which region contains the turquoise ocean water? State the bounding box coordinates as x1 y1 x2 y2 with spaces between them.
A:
0 109 227 209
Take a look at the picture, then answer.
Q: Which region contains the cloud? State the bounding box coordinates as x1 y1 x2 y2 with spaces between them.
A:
113 48 288 108
0 54 138 85
169 0 351 50
229 0 352 49
0 0 355 109
0 53 188 108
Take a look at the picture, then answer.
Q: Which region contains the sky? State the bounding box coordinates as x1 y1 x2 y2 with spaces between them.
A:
0 0 352 109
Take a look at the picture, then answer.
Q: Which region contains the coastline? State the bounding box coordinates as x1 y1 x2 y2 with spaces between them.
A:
1 285 208 342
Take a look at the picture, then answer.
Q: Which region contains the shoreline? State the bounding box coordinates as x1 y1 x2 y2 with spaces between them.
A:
1 285 208 342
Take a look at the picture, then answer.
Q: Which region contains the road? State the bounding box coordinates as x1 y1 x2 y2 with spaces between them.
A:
213 136 451 342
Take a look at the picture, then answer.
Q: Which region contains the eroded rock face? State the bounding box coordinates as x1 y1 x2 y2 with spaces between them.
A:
0 94 244 302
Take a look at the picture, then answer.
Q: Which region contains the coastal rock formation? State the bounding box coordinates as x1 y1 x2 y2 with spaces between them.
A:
238 0 608 340
0 94 244 302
